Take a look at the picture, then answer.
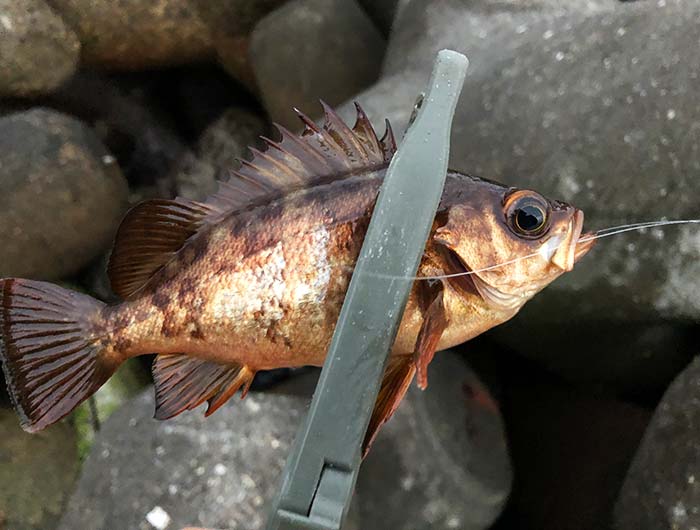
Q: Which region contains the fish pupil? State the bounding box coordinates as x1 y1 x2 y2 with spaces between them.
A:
516 205 545 232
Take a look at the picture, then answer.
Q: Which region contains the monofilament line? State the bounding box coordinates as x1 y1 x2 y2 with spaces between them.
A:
362 218 700 282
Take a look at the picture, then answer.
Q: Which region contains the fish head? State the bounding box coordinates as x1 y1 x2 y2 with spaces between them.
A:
435 175 595 312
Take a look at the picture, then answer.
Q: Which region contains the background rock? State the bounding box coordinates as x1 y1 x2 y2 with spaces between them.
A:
49 0 214 69
57 386 319 530
0 108 128 279
0 408 79 530
174 107 268 201
0 0 80 97
250 0 385 129
615 356 700 530
338 0 700 392
192 0 288 92
58 351 510 530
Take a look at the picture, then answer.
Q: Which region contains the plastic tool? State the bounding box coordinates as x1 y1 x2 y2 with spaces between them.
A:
265 49 469 530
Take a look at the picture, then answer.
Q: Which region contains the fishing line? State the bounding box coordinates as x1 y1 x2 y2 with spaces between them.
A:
361 218 700 282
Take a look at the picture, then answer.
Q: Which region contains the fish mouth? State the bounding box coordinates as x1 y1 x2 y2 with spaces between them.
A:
551 209 592 271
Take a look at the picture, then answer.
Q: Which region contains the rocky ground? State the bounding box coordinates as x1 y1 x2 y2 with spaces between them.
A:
0 0 698 529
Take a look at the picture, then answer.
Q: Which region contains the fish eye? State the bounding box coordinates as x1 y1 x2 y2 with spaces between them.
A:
505 192 550 238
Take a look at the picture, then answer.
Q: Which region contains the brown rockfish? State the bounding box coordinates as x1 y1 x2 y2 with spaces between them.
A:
0 103 593 451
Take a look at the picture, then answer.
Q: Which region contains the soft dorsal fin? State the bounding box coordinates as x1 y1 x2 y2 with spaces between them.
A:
108 102 395 299
204 101 396 212
151 354 256 420
107 199 215 299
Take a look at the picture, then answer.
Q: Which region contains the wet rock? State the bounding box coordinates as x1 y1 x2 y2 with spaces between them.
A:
615 357 700 530
250 0 385 129
49 0 214 69
0 407 79 530
0 0 80 97
0 108 128 280
339 0 700 391
497 378 650 530
192 0 288 92
174 107 268 201
58 351 509 530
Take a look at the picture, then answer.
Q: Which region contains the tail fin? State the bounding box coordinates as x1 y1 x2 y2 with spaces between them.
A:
0 279 118 432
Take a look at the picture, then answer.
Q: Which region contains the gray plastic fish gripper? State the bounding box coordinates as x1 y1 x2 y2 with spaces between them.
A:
265 49 469 530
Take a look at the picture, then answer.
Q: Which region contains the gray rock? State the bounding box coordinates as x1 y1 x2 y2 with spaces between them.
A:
250 0 385 129
0 0 80 97
49 0 214 69
192 0 288 92
338 0 700 391
0 108 129 280
58 351 510 530
0 407 79 530
174 108 268 201
615 357 700 530
57 386 320 530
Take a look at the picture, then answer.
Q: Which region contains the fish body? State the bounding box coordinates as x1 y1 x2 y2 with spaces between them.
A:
106 171 515 369
0 104 593 450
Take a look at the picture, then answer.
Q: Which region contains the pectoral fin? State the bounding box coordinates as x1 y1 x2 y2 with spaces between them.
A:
362 355 416 457
414 281 448 390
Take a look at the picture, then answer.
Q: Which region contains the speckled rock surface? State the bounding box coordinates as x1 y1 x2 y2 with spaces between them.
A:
0 109 128 279
174 107 268 201
0 408 79 530
57 352 510 530
338 0 700 392
57 389 306 530
49 0 214 69
615 356 700 530
0 0 80 97
250 0 385 129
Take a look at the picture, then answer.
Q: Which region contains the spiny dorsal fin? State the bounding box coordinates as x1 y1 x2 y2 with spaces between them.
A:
107 199 215 299
204 101 396 212
108 103 395 300
152 354 256 420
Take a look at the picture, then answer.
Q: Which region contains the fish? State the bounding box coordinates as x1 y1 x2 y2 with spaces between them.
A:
0 103 594 453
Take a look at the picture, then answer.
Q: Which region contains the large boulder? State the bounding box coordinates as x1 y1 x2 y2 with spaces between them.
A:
0 0 80 97
0 109 129 280
250 0 385 129
615 357 700 530
49 0 214 69
58 351 510 530
0 408 79 530
338 0 700 393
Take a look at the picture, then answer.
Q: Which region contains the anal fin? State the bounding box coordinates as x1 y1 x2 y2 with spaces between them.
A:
152 354 255 420
362 355 416 458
